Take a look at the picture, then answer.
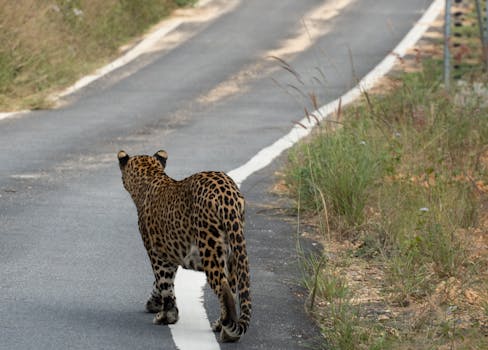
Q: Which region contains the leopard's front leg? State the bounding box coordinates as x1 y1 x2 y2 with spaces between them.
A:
139 220 179 324
150 258 179 325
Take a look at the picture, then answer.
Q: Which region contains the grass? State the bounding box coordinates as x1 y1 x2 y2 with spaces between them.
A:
0 0 196 111
288 118 387 228
287 15 488 349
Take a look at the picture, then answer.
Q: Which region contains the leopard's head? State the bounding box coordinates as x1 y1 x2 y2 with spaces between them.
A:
117 150 168 196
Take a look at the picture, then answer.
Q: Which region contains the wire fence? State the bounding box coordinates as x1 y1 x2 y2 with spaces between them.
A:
444 0 488 89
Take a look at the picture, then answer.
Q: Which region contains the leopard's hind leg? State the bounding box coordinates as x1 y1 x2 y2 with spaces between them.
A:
211 251 237 333
195 227 239 342
146 280 163 313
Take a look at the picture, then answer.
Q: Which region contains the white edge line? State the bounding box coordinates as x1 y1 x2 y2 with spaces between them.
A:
0 110 30 121
0 0 218 122
55 21 183 99
228 0 445 187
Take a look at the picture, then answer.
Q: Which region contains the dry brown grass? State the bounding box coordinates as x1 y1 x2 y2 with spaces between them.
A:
0 0 193 110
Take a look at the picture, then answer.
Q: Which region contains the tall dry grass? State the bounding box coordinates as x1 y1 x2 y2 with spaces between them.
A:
287 62 488 349
0 0 194 110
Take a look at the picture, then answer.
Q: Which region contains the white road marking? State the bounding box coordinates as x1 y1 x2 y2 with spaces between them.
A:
228 0 444 187
169 269 218 350
0 110 29 121
54 23 182 100
10 173 46 180
1 1 444 349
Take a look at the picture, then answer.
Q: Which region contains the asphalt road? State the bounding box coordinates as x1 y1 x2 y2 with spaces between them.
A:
1 1 434 349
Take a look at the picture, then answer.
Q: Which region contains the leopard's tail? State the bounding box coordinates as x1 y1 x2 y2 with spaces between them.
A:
221 196 251 342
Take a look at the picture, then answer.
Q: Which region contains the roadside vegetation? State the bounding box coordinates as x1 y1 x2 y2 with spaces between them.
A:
0 0 195 111
285 3 488 349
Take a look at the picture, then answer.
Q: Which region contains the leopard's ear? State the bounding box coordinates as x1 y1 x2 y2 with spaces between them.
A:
154 150 168 168
118 150 129 167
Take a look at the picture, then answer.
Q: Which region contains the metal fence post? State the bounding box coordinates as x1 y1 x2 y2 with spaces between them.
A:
485 0 488 40
444 0 452 89
484 0 488 69
475 0 487 70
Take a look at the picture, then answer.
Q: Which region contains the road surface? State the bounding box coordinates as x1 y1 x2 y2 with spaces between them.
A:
1 1 435 349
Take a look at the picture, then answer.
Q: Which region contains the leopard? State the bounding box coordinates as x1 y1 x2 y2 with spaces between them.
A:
117 150 251 342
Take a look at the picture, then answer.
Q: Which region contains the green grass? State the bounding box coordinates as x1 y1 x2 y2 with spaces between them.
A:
0 0 196 110
288 56 488 349
285 4 488 339
287 117 388 229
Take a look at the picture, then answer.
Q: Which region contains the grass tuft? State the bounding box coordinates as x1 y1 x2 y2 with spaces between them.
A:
288 117 388 230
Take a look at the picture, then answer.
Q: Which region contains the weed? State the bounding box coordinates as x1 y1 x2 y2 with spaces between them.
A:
301 253 349 309
300 254 367 349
